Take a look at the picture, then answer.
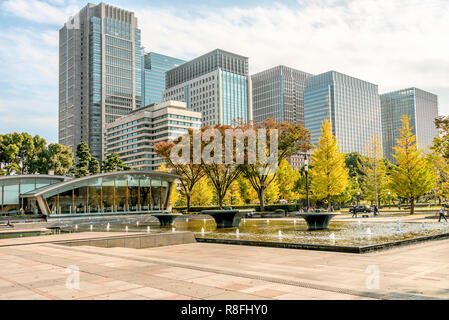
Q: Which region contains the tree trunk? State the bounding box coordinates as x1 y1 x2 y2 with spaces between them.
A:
186 194 191 213
258 188 265 212
410 197 415 215
328 195 331 211
218 193 223 209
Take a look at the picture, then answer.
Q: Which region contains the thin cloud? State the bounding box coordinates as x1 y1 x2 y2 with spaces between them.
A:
2 0 78 25
137 0 449 92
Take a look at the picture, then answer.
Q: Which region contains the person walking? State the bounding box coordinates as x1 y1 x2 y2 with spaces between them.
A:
351 206 357 218
373 205 379 217
439 205 448 223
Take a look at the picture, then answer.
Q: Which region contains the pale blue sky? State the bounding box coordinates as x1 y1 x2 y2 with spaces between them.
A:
0 0 448 143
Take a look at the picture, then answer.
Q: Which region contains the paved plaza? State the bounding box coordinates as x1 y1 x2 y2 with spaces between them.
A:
0 231 448 300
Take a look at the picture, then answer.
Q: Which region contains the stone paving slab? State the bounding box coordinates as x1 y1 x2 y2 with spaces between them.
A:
0 235 447 300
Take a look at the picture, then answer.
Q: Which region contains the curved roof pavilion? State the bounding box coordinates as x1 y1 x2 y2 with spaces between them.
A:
0 175 70 216
2 171 178 217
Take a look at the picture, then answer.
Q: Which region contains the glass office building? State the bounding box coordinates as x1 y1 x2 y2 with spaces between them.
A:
142 52 185 107
163 49 252 126
252 65 313 125
304 71 382 155
59 3 143 160
381 88 438 162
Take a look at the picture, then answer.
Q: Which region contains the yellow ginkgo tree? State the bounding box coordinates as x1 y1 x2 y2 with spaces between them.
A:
309 119 349 210
389 115 437 214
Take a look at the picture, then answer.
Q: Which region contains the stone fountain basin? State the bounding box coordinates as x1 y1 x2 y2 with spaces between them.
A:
151 213 182 226
296 213 341 230
201 210 247 228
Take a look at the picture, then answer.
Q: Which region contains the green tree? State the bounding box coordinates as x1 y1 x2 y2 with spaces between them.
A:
309 119 349 210
37 143 74 176
345 152 367 179
0 133 72 176
17 133 34 174
27 135 47 174
89 157 101 175
74 142 92 178
0 133 22 174
389 115 437 214
101 152 131 172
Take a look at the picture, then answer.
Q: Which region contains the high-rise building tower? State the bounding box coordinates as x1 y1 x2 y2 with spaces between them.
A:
381 88 438 162
163 49 252 126
251 65 313 125
304 71 382 155
59 2 142 160
142 52 185 107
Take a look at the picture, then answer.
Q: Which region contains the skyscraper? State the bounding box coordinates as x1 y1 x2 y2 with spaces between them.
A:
59 3 142 160
304 71 382 155
381 88 438 162
142 52 185 107
163 49 252 126
251 65 313 125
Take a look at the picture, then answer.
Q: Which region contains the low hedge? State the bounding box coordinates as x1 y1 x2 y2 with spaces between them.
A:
174 203 301 213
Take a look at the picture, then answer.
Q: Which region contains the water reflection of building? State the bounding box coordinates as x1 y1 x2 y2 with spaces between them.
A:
1 171 178 218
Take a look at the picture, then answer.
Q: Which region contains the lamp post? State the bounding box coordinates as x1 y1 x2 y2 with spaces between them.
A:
304 159 310 213
388 191 391 209
357 191 361 207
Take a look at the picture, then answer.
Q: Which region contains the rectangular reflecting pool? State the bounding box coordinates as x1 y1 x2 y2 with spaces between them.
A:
0 230 56 239
8 216 448 252
184 219 449 247
56 218 449 247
